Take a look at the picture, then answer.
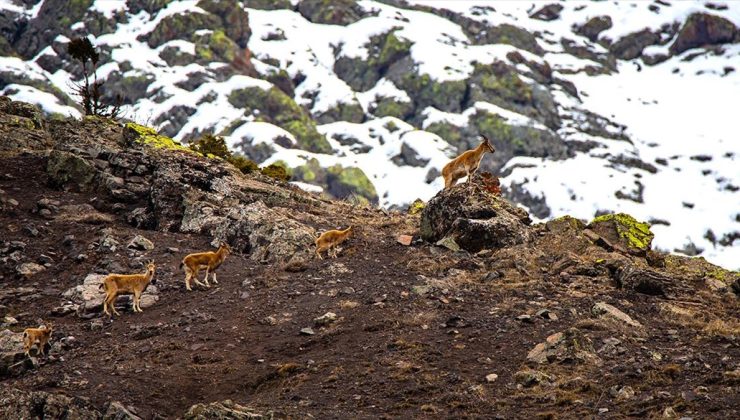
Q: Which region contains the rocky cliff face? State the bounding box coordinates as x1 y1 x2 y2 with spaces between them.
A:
0 99 738 418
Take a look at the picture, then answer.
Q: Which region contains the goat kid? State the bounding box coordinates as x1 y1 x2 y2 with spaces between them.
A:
441 135 495 189
315 226 353 259
181 243 231 291
23 322 53 357
100 261 157 316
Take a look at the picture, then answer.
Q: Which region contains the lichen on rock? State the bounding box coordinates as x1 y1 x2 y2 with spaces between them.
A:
588 213 654 255
123 122 192 152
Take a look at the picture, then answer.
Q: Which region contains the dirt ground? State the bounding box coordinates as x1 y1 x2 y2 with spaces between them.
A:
1 154 739 419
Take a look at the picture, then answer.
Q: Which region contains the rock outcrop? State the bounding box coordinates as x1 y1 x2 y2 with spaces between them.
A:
420 177 532 252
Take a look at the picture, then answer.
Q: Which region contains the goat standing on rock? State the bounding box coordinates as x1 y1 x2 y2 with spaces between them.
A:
442 135 495 189
100 261 157 317
181 243 231 291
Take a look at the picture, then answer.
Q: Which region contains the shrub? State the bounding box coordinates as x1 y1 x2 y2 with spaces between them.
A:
189 133 231 159
228 155 259 174
67 37 123 119
261 164 291 181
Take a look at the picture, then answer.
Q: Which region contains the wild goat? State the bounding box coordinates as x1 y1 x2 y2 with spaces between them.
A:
180 243 231 291
100 261 157 317
315 226 353 259
441 135 495 189
23 322 53 357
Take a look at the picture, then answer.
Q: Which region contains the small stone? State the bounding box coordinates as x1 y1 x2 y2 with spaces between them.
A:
167 247 180 253
481 271 502 281
340 287 355 295
90 319 104 330
261 316 278 326
314 312 337 327
592 302 643 328
485 373 498 383
435 236 460 252
397 235 413 246
63 235 75 246
411 285 431 296
23 225 39 237
536 309 557 320
300 327 315 336
190 343 205 351
239 291 250 299
516 314 534 323
598 408 609 414
2 315 18 325
128 235 154 251
76 254 88 262
16 262 45 277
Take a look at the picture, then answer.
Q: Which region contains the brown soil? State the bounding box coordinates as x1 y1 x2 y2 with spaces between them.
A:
1 153 739 419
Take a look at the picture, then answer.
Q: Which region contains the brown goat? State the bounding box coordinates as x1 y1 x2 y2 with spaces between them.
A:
181 243 231 291
315 226 353 259
441 135 495 189
23 323 53 357
100 261 157 317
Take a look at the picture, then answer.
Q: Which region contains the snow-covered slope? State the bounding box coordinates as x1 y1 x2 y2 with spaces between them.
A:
0 0 738 268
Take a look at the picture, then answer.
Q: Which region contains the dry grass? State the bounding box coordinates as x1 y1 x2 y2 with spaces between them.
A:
401 311 437 328
702 319 740 338
339 300 360 309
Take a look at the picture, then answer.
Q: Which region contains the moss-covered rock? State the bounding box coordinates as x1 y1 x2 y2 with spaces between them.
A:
228 155 259 174
193 29 238 63
574 16 612 42
123 122 192 153
424 121 463 149
670 12 738 55
103 72 154 104
466 110 568 172
14 0 93 59
391 69 466 114
197 0 251 48
158 45 196 67
327 164 378 204
127 0 173 15
408 198 425 215
145 12 221 48
467 61 561 130
46 150 98 192
371 96 414 120
292 159 377 203
246 0 292 10
334 29 412 92
298 0 367 26
588 213 654 255
228 86 331 154
315 100 365 124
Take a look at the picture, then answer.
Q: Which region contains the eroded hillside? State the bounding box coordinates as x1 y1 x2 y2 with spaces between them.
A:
1 99 738 418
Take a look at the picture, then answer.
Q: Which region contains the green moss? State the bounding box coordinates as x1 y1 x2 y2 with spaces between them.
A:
424 121 462 147
194 29 237 63
377 32 412 67
408 198 425 215
398 72 466 113
125 122 192 152
148 12 221 48
545 215 586 233
261 163 291 181
373 97 413 120
228 86 331 153
328 164 377 204
477 63 532 104
189 133 231 158
591 213 654 251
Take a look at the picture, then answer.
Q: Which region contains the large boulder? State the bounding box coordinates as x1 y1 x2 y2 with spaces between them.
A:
0 388 100 419
0 97 51 152
420 177 532 252
181 198 316 263
670 12 738 55
298 0 367 26
587 213 654 256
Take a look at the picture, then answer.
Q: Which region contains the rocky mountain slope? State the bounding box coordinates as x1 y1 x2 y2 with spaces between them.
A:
1 99 739 418
0 0 738 269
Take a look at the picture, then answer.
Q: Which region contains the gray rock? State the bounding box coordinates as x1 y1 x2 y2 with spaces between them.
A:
127 235 155 251
183 399 270 419
421 180 532 252
0 387 100 418
591 302 643 328
300 327 315 336
103 401 142 420
314 312 337 327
